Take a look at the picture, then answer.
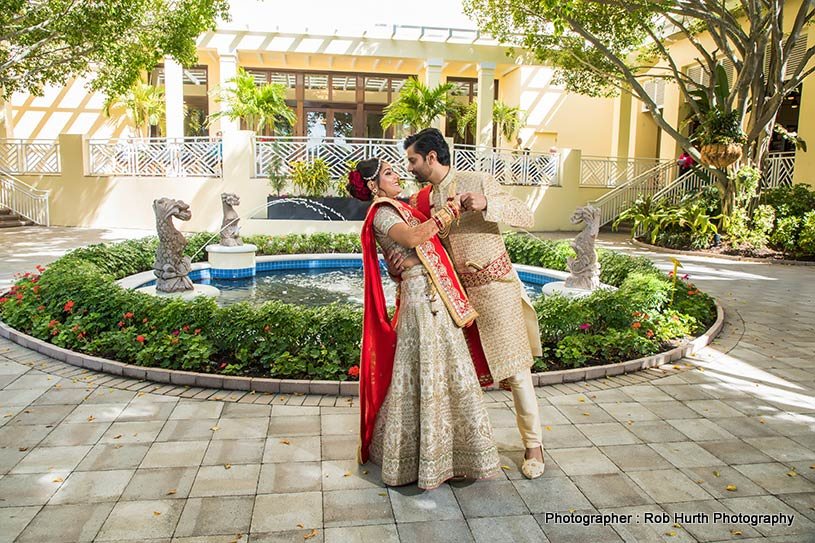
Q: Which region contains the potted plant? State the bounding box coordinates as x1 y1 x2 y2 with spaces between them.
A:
698 108 746 169
291 159 331 196
688 64 746 170
266 147 287 196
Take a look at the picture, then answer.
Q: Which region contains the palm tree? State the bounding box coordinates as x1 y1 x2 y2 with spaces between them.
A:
456 100 526 146
493 102 525 145
209 68 296 133
381 78 459 133
103 81 166 137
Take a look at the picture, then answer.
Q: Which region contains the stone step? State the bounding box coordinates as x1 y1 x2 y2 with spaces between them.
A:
0 219 35 229
0 207 35 228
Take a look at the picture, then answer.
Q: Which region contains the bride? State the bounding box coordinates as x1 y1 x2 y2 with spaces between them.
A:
349 157 500 490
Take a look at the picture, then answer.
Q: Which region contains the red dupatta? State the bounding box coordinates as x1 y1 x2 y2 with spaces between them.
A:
358 196 492 464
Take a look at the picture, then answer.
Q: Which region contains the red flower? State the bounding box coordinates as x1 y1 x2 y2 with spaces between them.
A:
117 321 125 328
32 285 40 294
219 362 227 369
194 328 201 335
681 274 690 280
37 305 45 311
579 323 591 331
124 312 134 319
63 300 75 313
0 297 7 304
182 325 190 332
142 318 149 323
348 365 360 378
136 335 145 343
632 321 642 329
646 329 654 338
48 319 59 328
172 329 180 336
35 265 46 273
15 293 23 301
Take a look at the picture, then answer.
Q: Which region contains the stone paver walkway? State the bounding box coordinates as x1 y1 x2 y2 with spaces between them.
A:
0 227 814 542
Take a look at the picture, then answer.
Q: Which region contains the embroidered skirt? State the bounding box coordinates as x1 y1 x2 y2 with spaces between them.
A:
368 267 501 489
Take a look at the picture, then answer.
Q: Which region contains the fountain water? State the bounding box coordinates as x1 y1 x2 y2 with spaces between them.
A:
189 197 351 261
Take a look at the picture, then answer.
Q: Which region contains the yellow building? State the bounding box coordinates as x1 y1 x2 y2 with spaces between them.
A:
0 0 811 232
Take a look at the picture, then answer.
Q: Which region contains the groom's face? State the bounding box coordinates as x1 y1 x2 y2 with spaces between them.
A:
406 145 434 184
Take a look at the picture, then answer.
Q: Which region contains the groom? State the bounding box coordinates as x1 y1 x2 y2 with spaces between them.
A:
388 128 545 479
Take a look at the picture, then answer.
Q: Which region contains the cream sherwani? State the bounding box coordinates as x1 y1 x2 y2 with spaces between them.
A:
412 167 544 450
423 168 543 382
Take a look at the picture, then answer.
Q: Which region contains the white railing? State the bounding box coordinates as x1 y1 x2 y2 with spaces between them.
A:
0 139 60 174
763 152 795 189
651 168 714 206
452 145 559 186
590 161 682 226
255 137 409 181
254 137 558 186
0 171 50 225
580 155 671 187
88 137 222 177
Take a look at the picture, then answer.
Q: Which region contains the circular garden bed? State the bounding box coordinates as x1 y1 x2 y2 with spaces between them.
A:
0 233 719 390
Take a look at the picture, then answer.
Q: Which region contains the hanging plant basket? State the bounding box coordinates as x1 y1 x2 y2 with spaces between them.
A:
700 143 742 169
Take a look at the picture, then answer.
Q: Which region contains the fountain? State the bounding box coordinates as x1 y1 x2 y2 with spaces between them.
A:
542 204 602 299
205 193 259 278
136 198 219 299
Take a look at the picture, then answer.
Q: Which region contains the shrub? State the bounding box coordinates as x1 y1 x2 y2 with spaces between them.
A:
797 211 815 255
770 216 802 254
291 159 331 197
760 184 815 219
555 329 659 368
1 233 717 377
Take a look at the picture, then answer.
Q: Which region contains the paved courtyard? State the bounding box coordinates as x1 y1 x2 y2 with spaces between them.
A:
0 226 814 542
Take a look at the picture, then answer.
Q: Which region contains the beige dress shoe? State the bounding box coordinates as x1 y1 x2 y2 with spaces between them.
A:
521 449 545 479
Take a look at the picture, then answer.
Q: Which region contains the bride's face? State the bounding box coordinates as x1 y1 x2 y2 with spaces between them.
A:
375 162 403 198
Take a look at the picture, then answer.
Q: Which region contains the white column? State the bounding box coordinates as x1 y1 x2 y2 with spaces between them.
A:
424 58 444 130
476 62 495 148
164 57 185 139
218 52 240 134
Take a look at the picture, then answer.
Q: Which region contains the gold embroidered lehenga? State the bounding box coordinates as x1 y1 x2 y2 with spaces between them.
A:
363 202 501 490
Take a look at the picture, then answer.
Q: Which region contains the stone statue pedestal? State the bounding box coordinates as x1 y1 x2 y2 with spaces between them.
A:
136 284 220 299
206 244 258 279
542 281 594 299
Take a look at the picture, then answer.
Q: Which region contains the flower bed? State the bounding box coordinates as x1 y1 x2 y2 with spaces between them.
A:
618 182 815 261
0 233 717 381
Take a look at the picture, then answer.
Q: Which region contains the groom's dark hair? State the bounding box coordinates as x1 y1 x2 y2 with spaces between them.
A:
403 128 451 166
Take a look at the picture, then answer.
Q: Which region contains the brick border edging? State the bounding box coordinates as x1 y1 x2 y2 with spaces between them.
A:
0 301 724 397
631 238 815 266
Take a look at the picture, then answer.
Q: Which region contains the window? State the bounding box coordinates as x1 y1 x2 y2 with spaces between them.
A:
642 78 666 111
236 69 416 138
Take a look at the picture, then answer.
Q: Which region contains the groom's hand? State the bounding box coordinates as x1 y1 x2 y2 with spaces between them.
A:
459 192 488 212
385 249 405 279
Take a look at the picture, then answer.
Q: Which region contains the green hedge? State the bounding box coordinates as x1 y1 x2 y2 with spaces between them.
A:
0 233 716 379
